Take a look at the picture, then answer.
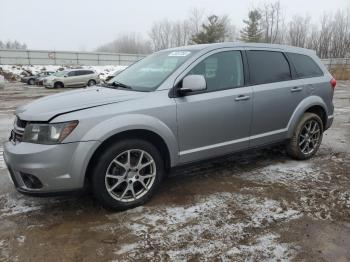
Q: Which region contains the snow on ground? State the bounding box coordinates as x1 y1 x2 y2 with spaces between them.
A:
0 64 127 81
109 192 301 261
0 193 42 218
239 160 317 185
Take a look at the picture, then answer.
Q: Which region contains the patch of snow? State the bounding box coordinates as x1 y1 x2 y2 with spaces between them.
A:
239 161 317 185
16 236 25 245
108 192 300 260
0 193 42 218
226 233 296 262
115 243 139 255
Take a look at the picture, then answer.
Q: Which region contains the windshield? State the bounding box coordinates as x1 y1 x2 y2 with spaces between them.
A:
108 50 197 91
53 71 68 77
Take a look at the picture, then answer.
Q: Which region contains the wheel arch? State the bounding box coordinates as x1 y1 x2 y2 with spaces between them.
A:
287 96 329 137
54 81 64 88
84 129 172 186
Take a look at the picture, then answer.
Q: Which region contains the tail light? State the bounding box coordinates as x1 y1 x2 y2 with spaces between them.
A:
330 78 336 90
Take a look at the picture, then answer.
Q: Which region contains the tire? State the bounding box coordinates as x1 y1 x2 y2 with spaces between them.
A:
28 79 35 85
54 82 63 89
87 80 96 86
286 112 323 160
92 139 165 211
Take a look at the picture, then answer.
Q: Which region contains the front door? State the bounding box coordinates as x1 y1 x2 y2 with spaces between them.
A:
175 50 252 164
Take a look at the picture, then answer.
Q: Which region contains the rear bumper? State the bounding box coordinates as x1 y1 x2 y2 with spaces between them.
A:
3 140 99 194
326 114 334 130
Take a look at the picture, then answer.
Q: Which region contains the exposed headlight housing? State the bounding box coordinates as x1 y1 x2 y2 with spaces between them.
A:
22 121 78 144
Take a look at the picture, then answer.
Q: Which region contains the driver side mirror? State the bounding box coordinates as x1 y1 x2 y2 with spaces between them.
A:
178 75 206 95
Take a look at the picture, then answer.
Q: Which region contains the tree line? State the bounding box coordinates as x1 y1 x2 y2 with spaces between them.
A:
0 40 27 50
97 2 350 59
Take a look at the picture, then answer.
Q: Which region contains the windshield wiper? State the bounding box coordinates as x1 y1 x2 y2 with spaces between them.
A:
111 81 133 90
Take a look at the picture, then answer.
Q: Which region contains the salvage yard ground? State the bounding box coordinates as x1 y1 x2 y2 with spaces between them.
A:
0 82 349 261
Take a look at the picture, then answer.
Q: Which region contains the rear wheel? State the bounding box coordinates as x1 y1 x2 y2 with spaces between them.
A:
92 139 164 210
28 79 35 85
286 112 323 160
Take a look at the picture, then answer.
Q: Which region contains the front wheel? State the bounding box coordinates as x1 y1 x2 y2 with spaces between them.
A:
92 139 165 210
286 112 323 160
54 82 63 88
87 80 96 86
28 79 35 85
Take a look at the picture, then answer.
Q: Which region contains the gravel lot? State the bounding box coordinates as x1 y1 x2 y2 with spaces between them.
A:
0 82 349 261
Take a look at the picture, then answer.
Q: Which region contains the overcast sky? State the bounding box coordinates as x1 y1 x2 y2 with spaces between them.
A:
0 0 349 51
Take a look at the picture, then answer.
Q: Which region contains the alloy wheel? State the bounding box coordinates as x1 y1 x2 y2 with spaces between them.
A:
298 119 321 155
105 149 156 202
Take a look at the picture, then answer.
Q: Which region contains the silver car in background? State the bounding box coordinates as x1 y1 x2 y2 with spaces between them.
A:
44 69 99 88
3 43 335 210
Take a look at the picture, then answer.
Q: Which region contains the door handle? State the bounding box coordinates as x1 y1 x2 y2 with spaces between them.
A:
235 95 250 101
291 87 303 92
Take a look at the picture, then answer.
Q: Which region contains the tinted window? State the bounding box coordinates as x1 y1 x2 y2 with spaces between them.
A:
187 51 244 92
67 71 76 77
247 51 291 85
287 53 323 78
75 70 86 76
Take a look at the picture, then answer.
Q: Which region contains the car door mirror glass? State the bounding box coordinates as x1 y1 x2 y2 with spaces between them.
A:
179 75 206 95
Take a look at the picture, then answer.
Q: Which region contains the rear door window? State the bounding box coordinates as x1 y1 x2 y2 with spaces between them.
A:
287 53 323 78
67 71 76 77
247 50 291 85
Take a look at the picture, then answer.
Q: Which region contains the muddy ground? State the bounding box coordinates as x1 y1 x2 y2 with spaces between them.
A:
0 82 349 262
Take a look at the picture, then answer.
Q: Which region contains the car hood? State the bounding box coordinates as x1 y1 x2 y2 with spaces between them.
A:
16 87 147 121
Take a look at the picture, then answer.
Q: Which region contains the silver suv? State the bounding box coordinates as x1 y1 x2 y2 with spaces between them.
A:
44 69 99 88
3 43 335 210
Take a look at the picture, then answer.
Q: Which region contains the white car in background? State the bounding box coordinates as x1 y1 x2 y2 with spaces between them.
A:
0 75 5 88
44 69 100 88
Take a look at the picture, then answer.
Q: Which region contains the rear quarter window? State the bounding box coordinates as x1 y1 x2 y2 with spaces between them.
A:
247 50 291 85
287 53 323 78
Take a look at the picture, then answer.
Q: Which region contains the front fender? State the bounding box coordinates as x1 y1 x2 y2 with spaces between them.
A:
287 96 328 138
81 114 179 166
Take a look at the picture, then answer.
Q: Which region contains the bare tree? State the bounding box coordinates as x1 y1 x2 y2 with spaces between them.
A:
188 7 205 36
288 15 311 47
330 10 350 58
0 40 27 49
149 20 174 51
317 14 333 58
306 24 320 51
96 33 151 54
261 1 284 43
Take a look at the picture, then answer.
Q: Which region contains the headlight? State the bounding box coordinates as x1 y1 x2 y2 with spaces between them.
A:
22 121 78 144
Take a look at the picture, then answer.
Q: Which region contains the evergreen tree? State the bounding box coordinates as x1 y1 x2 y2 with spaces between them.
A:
240 10 263 42
191 15 228 44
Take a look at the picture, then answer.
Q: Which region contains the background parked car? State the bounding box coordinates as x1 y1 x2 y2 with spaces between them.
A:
104 68 124 82
44 69 100 88
35 73 55 85
0 75 5 89
21 71 55 85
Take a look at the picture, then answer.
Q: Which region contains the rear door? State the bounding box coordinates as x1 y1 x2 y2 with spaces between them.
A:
175 49 253 164
65 71 79 87
247 49 307 147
